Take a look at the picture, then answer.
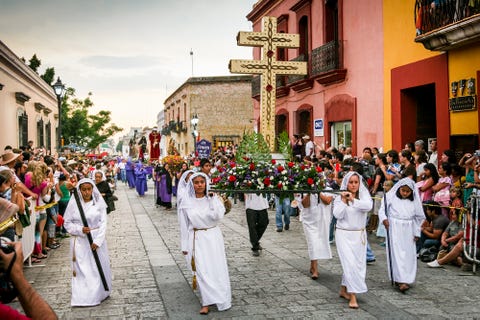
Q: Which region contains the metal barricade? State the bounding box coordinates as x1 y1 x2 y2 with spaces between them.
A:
463 194 479 273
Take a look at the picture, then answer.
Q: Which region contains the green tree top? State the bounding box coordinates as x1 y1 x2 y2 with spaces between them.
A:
61 88 122 150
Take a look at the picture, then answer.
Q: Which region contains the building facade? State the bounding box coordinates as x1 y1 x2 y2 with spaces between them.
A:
163 76 253 156
246 0 384 155
0 40 58 153
385 1 480 155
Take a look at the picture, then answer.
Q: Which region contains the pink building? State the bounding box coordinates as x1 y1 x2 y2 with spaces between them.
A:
247 0 384 155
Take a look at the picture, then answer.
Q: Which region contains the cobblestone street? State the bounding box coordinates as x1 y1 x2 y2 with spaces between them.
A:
12 181 480 319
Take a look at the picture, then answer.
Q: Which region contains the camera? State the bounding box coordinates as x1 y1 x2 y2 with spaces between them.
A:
474 150 480 157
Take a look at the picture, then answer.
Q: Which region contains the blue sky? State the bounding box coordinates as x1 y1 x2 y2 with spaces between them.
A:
0 0 257 137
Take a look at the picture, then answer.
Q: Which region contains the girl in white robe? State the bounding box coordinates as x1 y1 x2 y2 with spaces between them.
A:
296 192 333 279
177 169 195 267
178 172 231 315
63 178 112 307
333 171 372 309
378 177 424 293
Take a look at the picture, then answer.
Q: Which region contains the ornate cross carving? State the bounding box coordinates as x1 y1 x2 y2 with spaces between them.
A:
229 16 307 152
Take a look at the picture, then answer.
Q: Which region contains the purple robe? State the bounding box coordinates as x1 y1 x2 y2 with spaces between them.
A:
134 163 147 196
125 160 136 189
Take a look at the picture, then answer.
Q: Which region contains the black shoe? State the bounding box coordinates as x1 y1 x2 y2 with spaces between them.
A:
252 250 260 257
276 228 283 232
367 259 376 264
285 224 290 230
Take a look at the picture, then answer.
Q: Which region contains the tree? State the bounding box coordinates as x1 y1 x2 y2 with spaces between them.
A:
235 131 272 165
28 54 41 73
41 67 55 85
61 88 122 150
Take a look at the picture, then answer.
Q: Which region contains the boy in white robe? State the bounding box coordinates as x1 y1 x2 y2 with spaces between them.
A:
379 177 424 293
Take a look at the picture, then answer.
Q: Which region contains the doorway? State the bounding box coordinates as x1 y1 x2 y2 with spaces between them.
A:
401 83 437 144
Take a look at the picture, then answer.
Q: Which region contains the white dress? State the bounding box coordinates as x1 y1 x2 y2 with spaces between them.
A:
379 181 424 284
299 193 332 260
333 187 372 293
182 195 231 311
64 198 112 306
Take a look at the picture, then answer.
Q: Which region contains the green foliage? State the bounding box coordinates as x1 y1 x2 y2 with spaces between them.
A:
61 89 122 150
277 131 293 161
235 131 272 165
28 54 41 72
41 67 55 85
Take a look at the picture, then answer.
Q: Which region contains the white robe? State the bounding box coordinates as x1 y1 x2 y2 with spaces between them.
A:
379 196 424 284
333 195 372 294
182 195 231 311
64 200 112 306
299 194 332 260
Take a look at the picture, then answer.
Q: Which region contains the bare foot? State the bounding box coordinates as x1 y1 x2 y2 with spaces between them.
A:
398 283 410 293
349 293 359 309
199 306 209 315
339 291 351 300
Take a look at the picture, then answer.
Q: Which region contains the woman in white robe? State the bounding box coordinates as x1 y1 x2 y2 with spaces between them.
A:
296 192 333 279
178 172 231 315
177 169 195 267
333 171 372 309
63 178 112 306
378 177 424 293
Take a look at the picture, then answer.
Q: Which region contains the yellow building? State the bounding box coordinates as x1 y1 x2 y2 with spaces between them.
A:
385 1 480 154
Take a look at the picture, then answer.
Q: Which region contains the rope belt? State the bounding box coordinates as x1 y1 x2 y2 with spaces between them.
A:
336 227 366 245
191 226 217 290
72 227 100 278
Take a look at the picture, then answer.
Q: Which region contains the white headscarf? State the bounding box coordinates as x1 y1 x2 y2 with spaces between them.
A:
178 172 211 210
340 171 370 201
177 169 195 200
65 178 108 214
384 177 423 214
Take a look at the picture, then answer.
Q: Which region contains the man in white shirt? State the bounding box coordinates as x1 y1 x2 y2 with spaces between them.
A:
428 139 438 169
245 194 269 256
304 135 314 159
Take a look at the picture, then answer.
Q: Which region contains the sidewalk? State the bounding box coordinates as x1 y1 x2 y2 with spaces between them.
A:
11 181 480 319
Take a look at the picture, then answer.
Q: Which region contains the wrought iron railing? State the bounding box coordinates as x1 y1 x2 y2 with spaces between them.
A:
286 54 309 84
311 41 343 76
415 0 480 35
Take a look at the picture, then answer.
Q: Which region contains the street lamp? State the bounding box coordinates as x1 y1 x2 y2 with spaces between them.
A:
52 77 65 151
191 113 199 155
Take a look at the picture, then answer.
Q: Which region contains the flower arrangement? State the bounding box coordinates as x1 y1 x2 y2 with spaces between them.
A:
162 155 185 173
211 159 325 194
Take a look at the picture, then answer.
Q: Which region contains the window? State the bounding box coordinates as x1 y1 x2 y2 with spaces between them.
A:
18 111 28 147
37 118 44 148
331 121 351 148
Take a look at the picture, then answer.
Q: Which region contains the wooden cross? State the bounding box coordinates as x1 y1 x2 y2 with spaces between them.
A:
229 16 307 152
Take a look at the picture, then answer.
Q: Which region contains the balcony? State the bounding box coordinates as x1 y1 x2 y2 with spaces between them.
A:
250 41 346 98
311 40 347 85
415 0 480 51
286 54 314 92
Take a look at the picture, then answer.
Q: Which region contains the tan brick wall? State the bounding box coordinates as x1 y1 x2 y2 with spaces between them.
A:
163 76 253 156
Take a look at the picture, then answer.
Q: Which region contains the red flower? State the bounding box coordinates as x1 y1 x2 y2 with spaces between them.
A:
230 162 236 168
249 163 255 170
228 175 237 182
315 166 323 173
277 165 284 172
287 162 294 168
212 177 221 184
307 178 314 185
300 165 306 170
271 159 276 165
277 182 283 189
263 177 271 186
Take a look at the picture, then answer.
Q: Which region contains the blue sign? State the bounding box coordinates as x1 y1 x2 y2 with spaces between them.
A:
196 139 212 159
314 118 324 137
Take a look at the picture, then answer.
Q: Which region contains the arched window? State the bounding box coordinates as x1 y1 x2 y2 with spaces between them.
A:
299 16 309 56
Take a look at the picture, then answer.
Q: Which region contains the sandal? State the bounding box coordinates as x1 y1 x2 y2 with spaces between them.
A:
32 254 47 259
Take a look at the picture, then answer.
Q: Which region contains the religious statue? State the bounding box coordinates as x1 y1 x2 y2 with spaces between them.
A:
138 136 147 161
149 127 161 161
